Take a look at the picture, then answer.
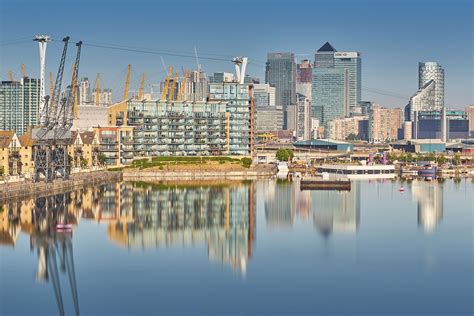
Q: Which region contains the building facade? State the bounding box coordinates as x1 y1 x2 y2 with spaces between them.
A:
265 53 296 106
296 59 313 100
326 116 367 141
295 94 311 141
79 77 91 105
368 105 403 143
255 106 284 133
0 78 40 136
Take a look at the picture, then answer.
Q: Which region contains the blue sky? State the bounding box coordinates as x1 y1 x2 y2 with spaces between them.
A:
1 0 472 108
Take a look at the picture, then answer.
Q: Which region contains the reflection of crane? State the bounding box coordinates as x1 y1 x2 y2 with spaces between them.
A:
31 193 80 316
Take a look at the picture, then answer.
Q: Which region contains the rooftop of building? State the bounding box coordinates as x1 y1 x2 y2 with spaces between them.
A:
0 131 15 148
80 131 96 145
294 139 352 146
317 42 336 52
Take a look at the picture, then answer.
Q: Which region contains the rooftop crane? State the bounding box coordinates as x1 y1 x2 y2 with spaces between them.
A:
177 69 189 101
21 64 25 78
138 72 145 100
123 64 131 100
161 66 173 101
94 73 101 106
168 71 178 101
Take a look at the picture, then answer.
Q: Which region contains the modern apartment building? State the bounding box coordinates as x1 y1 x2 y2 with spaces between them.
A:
295 94 311 140
79 77 91 104
0 78 40 135
326 116 367 141
265 53 296 106
255 106 284 133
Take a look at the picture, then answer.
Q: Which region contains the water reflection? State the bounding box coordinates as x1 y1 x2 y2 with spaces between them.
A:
411 179 443 233
261 179 360 236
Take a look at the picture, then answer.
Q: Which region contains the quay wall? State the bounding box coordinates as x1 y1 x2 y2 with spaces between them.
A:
0 171 122 203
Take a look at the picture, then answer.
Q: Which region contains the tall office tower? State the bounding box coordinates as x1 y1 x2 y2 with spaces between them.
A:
296 59 313 99
312 42 361 126
101 89 113 106
253 84 276 106
79 77 91 104
0 78 40 135
419 62 444 109
295 93 311 140
265 53 296 106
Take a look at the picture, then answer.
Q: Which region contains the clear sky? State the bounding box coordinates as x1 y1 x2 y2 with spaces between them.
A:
1 0 472 108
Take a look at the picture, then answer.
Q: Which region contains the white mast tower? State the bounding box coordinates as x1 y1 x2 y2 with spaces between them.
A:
34 34 50 127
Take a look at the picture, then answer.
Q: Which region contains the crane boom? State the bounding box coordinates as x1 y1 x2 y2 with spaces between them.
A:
161 66 173 101
138 72 145 100
169 71 178 101
48 36 70 129
8 70 13 81
21 64 25 78
71 41 82 123
177 69 189 101
123 64 131 100
95 73 101 106
49 72 54 96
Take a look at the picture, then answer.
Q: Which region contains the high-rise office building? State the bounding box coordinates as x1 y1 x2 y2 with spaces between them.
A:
312 42 361 126
419 62 444 109
296 59 313 100
79 77 91 104
368 105 403 142
0 78 40 135
265 53 296 106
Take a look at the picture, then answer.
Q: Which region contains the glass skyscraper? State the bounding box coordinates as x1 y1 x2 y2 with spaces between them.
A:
418 62 444 110
312 42 361 127
265 53 296 106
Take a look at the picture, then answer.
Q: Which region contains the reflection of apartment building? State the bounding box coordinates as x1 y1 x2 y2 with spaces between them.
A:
411 180 443 233
106 182 256 273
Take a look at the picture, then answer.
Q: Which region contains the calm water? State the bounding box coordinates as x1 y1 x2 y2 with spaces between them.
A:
0 179 472 316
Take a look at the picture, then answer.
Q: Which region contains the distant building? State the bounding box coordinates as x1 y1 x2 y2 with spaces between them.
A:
73 104 108 131
265 53 296 106
467 105 474 137
212 72 235 83
312 42 361 124
253 84 276 106
295 94 311 140
419 62 444 109
79 77 91 104
285 105 297 131
368 105 403 143
255 106 284 133
414 110 470 140
296 59 313 99
326 115 368 141
0 78 40 135
407 80 436 121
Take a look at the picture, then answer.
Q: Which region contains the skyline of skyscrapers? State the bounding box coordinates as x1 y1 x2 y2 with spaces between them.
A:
419 62 444 110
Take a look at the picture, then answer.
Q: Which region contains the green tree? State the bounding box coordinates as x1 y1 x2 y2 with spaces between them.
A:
406 152 413 162
345 133 360 141
98 153 107 166
436 155 447 165
241 157 252 168
275 148 294 162
0 166 4 176
80 157 88 168
453 153 461 166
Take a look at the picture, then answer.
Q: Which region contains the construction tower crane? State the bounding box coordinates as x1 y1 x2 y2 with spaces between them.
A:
21 64 25 78
177 69 189 101
138 72 145 100
123 64 131 100
169 71 178 101
8 70 13 81
161 66 173 101
94 73 101 106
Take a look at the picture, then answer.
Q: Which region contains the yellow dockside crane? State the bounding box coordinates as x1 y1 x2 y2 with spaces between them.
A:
138 72 145 100
123 64 131 101
94 73 101 105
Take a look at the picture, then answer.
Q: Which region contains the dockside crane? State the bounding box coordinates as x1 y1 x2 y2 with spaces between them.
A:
177 69 189 101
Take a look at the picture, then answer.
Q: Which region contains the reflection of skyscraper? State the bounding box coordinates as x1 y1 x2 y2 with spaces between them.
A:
312 182 360 236
264 181 294 227
411 180 443 233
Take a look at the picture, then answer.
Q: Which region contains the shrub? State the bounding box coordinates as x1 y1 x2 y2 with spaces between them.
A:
241 157 252 168
276 148 294 162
